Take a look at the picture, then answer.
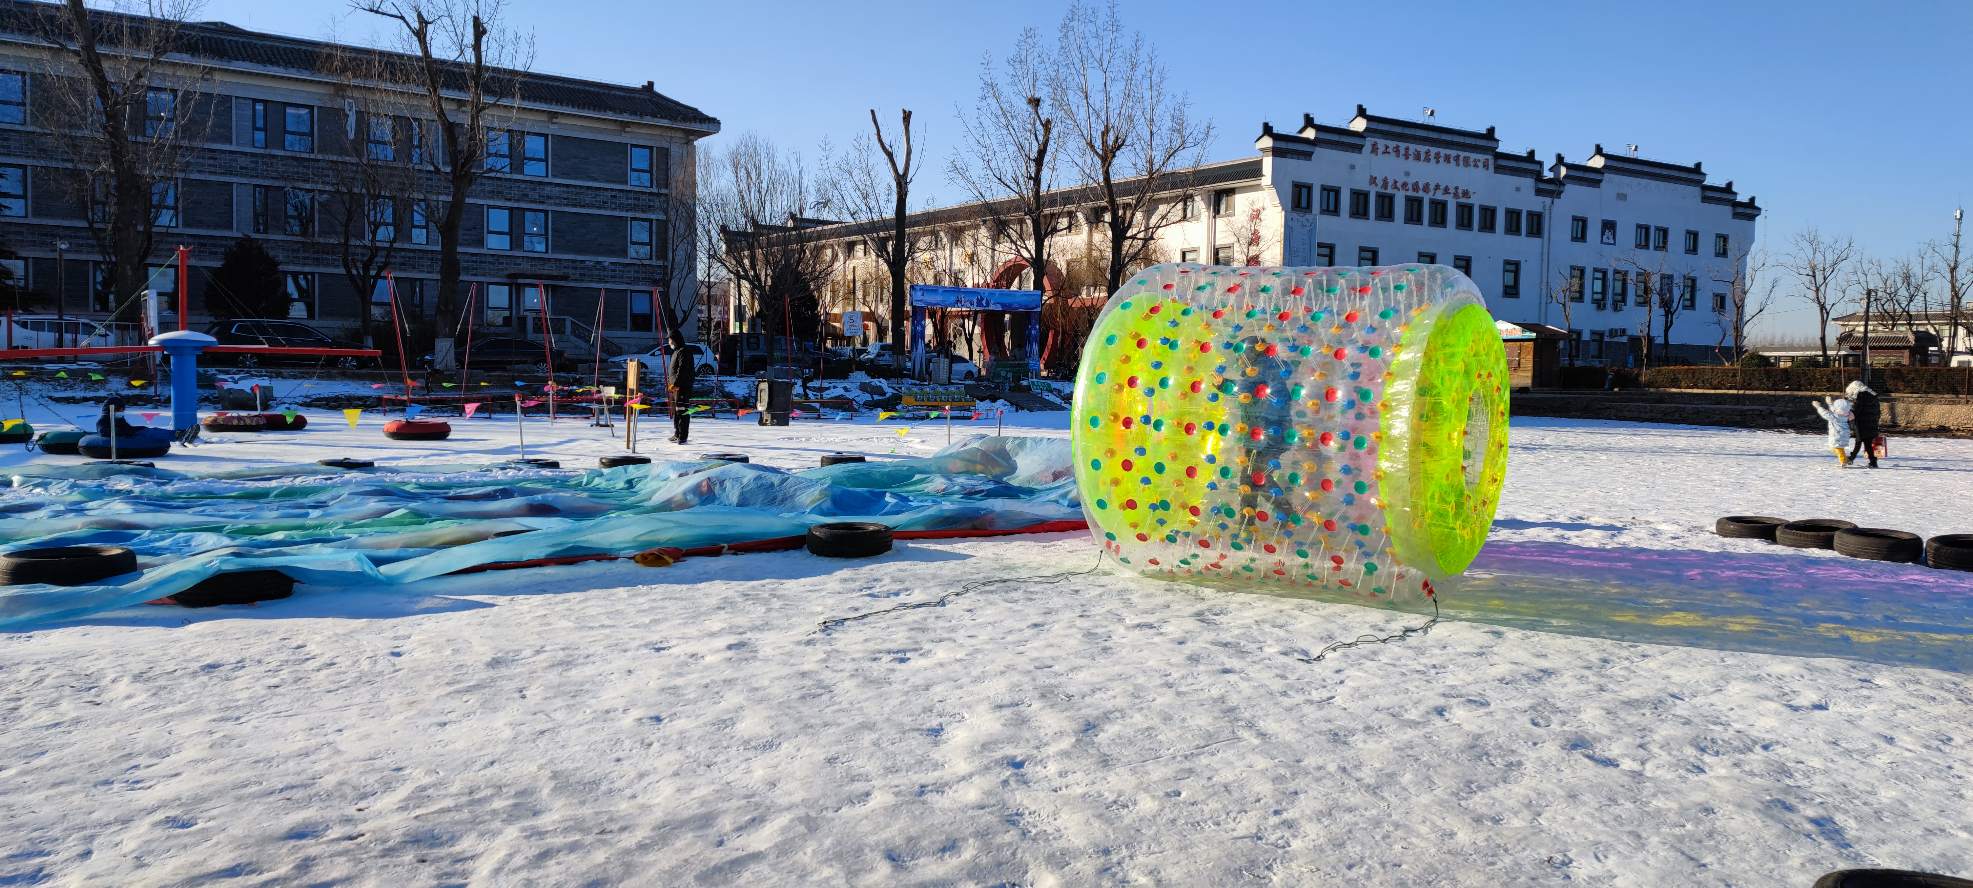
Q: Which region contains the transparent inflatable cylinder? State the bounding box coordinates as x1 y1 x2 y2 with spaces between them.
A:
1070 263 1510 605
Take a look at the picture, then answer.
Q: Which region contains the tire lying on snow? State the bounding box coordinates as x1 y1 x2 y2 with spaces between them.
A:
820 453 867 467
1813 869 1973 888
169 569 296 608
256 412 308 431
35 429 87 455
1715 515 1787 541
0 545 138 586
1832 528 1924 564
599 455 651 468
1924 534 1973 572
806 522 893 558
701 452 750 464
382 419 452 441
1775 518 1857 550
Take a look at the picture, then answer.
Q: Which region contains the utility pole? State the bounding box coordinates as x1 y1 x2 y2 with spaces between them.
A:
53 240 67 348
1860 286 1874 386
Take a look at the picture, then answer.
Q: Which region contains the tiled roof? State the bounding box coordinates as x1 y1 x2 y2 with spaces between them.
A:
0 0 717 131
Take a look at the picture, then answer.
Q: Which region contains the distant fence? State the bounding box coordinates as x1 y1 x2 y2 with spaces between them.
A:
1636 366 1973 396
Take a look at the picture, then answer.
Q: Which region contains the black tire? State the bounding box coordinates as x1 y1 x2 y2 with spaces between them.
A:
257 412 308 431
170 569 296 609
1814 869 1973 888
806 521 894 559
1832 528 1924 563
77 435 169 459
0 545 138 586
203 414 268 433
820 453 867 467
599 455 651 468
318 458 373 470
1716 516 1786 541
1925 534 1973 572
236 353 259 369
35 429 86 455
701 452 750 464
509 457 561 469
1775 519 1856 549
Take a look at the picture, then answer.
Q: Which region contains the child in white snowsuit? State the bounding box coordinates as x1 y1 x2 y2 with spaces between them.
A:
1812 395 1855 466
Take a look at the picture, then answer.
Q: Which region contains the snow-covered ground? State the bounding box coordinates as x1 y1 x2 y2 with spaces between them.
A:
2 409 1971 885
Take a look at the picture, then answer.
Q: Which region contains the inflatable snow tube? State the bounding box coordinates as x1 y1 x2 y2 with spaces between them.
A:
1715 515 1787 541
599 455 651 468
318 457 374 470
806 522 894 558
1832 527 1923 563
701 452 750 464
1813 869 1973 888
34 429 87 455
1923 534 1973 572
383 419 452 441
508 457 561 469
202 413 268 433
77 432 171 460
0 545 138 586
169 569 297 608
1072 262 1509 604
0 421 32 444
257 412 308 431
820 453 867 467
1775 519 1856 550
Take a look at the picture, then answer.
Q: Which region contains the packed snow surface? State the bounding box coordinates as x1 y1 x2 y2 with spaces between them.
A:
2 409 1970 885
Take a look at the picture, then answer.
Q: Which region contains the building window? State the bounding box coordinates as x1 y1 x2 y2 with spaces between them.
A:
1613 269 1629 306
1212 189 1234 217
1452 255 1472 276
1568 265 1585 302
629 145 654 187
1683 229 1699 254
522 209 547 252
1428 199 1447 228
283 105 313 152
522 133 547 177
629 290 654 331
1178 195 1196 221
484 282 513 327
1477 205 1497 233
1319 185 1340 215
1636 271 1653 306
1290 182 1313 213
370 278 423 321
283 188 313 236
251 100 267 148
1416 251 1436 264
1682 275 1697 310
250 186 267 234
1502 259 1521 298
369 197 395 242
1527 211 1544 239
1713 291 1727 313
485 131 512 173
367 116 395 161
151 180 177 228
409 202 429 245
629 218 654 259
409 120 426 166
1591 268 1608 306
1179 248 1198 263
0 72 24 125
485 207 512 250
1600 219 1617 245
1212 245 1232 265
1715 233 1730 258
1374 192 1394 222
283 272 314 319
1653 226 1669 251
1348 189 1370 219
1402 195 1423 225
1634 223 1651 249
0 164 23 217
1455 202 1474 230
1570 216 1588 243
144 87 175 138
1657 272 1672 306
1314 242 1334 266
1357 246 1379 266
1504 208 1522 237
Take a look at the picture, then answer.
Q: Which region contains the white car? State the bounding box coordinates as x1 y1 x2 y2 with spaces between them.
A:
609 342 716 377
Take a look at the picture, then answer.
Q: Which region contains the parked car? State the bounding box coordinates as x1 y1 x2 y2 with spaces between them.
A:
3 315 142 351
421 336 572 372
609 342 717 377
203 319 370 369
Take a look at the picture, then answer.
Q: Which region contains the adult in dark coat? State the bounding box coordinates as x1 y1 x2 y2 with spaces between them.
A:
1845 380 1881 468
660 300 696 444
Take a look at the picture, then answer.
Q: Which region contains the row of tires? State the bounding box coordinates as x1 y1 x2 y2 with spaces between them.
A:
1716 516 1973 571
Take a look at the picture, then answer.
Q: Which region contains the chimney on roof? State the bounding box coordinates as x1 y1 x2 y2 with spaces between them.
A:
1594 143 1605 157
1302 112 1315 130
1694 161 1703 172
1554 152 1566 167
1724 180 1734 191
1484 125 1495 138
1525 148 1535 159
1261 121 1274 135
1354 103 1368 118
642 80 654 92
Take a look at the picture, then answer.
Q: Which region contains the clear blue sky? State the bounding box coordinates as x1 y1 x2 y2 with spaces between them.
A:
196 0 1972 337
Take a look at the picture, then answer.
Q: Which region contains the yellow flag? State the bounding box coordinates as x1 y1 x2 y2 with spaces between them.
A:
1 419 21 431
343 408 362 428
896 427 910 438
878 411 898 420
630 403 650 411
130 379 148 388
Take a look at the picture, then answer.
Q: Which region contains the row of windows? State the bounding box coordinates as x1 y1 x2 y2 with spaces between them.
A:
1291 183 1550 241
1567 215 1732 257
1562 265 1714 311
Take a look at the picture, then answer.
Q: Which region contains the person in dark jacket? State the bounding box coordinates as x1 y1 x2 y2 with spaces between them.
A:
658 299 697 445
1845 380 1881 468
95 396 142 438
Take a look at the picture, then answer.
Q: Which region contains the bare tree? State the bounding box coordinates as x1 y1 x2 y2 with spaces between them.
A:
1857 253 1937 364
1784 228 1857 364
702 134 835 368
1051 0 1211 295
1713 247 1778 362
822 109 921 358
1617 254 1682 367
1218 199 1276 266
357 0 528 369
35 0 207 321
1931 209 1969 361
1545 267 1582 365
320 46 421 348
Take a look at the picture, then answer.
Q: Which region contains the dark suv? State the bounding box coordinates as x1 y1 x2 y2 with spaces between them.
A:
203 319 369 369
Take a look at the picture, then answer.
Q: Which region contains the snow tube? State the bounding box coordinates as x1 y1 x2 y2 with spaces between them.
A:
701 452 750 463
203 413 268 433
1813 869 1973 888
257 412 308 431
1923 534 1973 572
0 421 32 444
1776 519 1856 549
1833 528 1923 563
0 545 138 586
383 419 452 441
599 455 651 468
77 430 172 460
167 569 296 608
806 522 894 558
508 457 561 469
820 453 867 467
35 429 87 455
1715 516 1786 541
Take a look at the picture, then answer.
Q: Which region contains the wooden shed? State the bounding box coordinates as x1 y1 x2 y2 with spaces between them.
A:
1496 321 1569 390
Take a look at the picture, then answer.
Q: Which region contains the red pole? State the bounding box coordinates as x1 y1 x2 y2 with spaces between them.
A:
385 270 413 409
460 283 479 392
590 288 605 410
175 245 189 331
536 282 555 421
651 287 678 424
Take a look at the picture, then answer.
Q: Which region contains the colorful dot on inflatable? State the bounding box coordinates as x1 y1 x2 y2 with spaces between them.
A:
1070 262 1510 605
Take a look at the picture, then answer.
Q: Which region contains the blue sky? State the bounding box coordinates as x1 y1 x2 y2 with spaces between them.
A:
197 0 1972 336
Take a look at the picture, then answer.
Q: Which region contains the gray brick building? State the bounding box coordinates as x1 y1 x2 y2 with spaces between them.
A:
0 0 717 355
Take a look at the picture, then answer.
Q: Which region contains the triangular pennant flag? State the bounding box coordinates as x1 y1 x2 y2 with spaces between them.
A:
463 402 480 419
520 399 542 408
370 383 385 390
404 404 425 419
215 380 227 389
737 408 754 417
513 380 526 387
55 371 68 379
140 412 160 423
897 428 910 438
878 411 898 420
130 379 148 387
630 403 649 411
343 408 362 428
88 373 104 381
9 371 25 378
543 383 558 392
1 419 21 431
791 410 804 418
442 382 456 389
282 410 298 422
479 382 489 387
